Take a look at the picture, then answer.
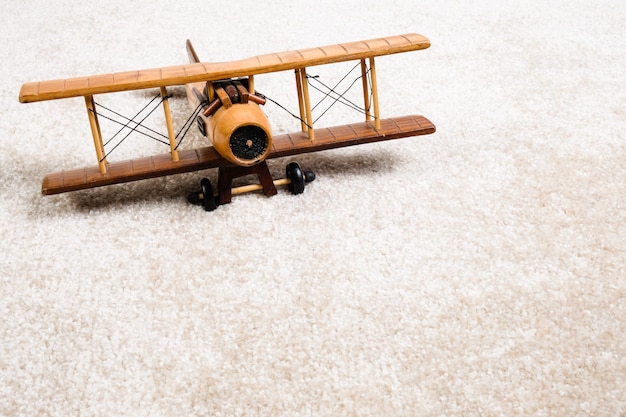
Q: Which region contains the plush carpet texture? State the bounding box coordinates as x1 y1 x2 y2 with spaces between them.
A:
1 0 625 416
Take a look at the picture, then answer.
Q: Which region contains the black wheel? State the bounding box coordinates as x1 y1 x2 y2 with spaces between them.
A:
200 178 217 211
286 162 305 195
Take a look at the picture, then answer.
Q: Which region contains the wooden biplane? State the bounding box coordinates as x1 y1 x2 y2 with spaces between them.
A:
19 33 436 211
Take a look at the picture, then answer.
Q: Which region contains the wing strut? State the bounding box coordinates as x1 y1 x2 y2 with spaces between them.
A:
160 87 179 162
360 60 371 122
295 70 307 133
85 95 107 174
368 57 381 130
295 59 381 138
295 67 315 141
248 75 255 98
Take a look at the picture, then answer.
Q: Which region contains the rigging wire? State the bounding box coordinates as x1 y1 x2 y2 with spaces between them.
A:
94 94 168 162
92 109 169 145
174 100 208 150
91 94 207 161
90 61 373 162
260 93 312 129
263 62 375 128
98 94 167 147
307 70 371 123
309 61 361 113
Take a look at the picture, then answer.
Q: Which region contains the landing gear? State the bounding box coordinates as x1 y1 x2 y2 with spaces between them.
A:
199 178 218 211
187 161 315 211
286 162 306 195
187 177 218 211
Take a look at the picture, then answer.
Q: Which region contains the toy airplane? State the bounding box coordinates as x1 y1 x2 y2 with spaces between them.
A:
19 33 436 211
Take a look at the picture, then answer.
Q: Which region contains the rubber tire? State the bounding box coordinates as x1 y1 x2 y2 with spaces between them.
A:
286 162 305 195
200 178 217 211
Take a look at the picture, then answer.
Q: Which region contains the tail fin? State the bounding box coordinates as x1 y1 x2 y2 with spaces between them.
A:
186 39 201 63
184 40 207 110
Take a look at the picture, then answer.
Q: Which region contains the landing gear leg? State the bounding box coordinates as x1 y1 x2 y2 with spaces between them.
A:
187 161 315 211
216 161 277 205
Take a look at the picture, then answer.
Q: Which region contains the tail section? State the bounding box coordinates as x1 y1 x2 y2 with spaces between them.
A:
186 39 201 63
185 40 207 109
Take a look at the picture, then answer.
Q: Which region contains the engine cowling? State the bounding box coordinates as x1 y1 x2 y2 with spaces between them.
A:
204 101 272 167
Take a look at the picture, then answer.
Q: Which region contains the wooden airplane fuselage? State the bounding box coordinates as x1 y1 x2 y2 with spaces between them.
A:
19 34 436 201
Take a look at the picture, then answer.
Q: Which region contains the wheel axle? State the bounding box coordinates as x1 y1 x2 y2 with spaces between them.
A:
187 162 314 211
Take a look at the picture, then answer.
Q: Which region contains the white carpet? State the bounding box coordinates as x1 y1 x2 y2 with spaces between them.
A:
2 0 625 415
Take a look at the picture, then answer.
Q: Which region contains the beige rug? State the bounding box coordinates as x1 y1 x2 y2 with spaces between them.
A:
2 0 625 415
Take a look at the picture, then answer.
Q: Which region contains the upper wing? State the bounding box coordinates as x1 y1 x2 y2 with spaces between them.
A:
19 33 430 103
